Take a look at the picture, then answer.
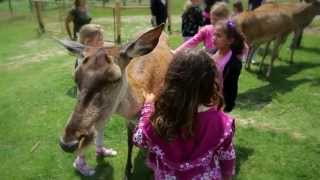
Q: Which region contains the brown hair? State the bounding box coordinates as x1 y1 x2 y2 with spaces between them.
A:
233 1 244 13
210 2 230 19
215 20 245 56
74 0 86 8
150 49 223 141
79 24 104 44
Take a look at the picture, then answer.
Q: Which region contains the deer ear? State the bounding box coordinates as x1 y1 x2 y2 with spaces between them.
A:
122 23 165 59
57 39 85 56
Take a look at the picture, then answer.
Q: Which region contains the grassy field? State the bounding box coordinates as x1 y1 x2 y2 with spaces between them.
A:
0 1 320 180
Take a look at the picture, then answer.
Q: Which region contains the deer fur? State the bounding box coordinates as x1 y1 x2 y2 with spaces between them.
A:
235 0 320 77
58 24 173 177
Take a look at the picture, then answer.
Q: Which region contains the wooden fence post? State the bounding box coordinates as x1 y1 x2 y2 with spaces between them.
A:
115 1 121 44
59 0 66 34
34 0 45 33
29 0 33 12
8 0 13 15
167 0 172 34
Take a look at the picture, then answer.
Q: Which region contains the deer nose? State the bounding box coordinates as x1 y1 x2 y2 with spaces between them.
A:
59 137 78 153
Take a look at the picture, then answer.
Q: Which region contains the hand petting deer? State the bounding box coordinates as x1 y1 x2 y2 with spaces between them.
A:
234 0 320 77
58 24 173 177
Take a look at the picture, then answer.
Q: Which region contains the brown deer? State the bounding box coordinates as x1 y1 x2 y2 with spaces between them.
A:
235 0 320 77
234 3 294 77
255 0 320 65
287 0 320 63
58 24 173 177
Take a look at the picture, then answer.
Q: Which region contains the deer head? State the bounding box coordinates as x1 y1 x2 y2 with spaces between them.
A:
59 24 164 153
304 0 320 14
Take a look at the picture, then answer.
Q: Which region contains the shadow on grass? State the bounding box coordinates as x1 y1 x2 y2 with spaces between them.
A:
77 157 114 180
238 61 320 110
130 150 153 180
66 86 77 98
235 145 254 176
299 46 320 55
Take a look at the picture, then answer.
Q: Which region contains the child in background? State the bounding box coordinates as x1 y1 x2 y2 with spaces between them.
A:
212 20 244 112
175 2 230 54
232 0 244 17
72 24 118 176
75 24 104 69
181 0 203 41
203 0 224 25
133 49 236 179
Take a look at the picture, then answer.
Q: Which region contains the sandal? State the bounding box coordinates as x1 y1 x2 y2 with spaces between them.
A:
96 147 117 157
73 157 95 176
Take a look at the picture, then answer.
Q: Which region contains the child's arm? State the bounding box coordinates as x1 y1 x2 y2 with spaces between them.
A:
175 26 206 53
132 92 155 149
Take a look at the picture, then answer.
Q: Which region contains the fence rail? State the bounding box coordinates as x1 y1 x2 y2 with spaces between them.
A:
30 0 171 44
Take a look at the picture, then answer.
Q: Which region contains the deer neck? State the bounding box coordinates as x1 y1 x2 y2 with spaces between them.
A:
296 3 318 27
115 69 141 120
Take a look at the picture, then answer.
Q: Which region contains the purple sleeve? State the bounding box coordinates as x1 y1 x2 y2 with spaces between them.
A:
175 26 206 53
217 120 236 176
132 103 155 149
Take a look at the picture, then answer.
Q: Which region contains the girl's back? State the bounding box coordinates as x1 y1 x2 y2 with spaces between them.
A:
135 105 235 179
133 49 236 179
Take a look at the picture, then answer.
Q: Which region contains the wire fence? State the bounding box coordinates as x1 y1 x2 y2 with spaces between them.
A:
0 0 179 44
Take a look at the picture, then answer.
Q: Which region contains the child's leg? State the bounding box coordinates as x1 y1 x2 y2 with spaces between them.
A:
95 121 117 157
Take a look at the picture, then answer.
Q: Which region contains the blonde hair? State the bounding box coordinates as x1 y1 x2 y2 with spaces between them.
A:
210 2 230 18
183 0 192 11
79 24 104 44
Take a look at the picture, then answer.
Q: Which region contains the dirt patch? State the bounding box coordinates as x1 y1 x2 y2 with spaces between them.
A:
3 47 66 68
236 117 306 140
305 26 320 34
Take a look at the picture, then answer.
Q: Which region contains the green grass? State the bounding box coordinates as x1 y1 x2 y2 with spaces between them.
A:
1 1 320 180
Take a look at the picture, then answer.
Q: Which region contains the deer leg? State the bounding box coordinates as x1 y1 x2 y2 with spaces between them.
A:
291 29 303 50
290 29 302 64
125 125 134 178
246 46 256 70
267 39 281 77
259 44 267 73
245 47 252 69
261 41 271 64
296 30 303 49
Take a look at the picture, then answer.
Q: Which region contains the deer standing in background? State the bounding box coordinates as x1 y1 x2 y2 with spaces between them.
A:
235 0 320 77
234 5 294 76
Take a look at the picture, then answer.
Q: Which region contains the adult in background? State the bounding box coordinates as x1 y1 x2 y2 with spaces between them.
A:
65 0 92 40
150 0 168 26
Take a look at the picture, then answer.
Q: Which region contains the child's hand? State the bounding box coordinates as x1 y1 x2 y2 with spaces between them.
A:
143 90 155 103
